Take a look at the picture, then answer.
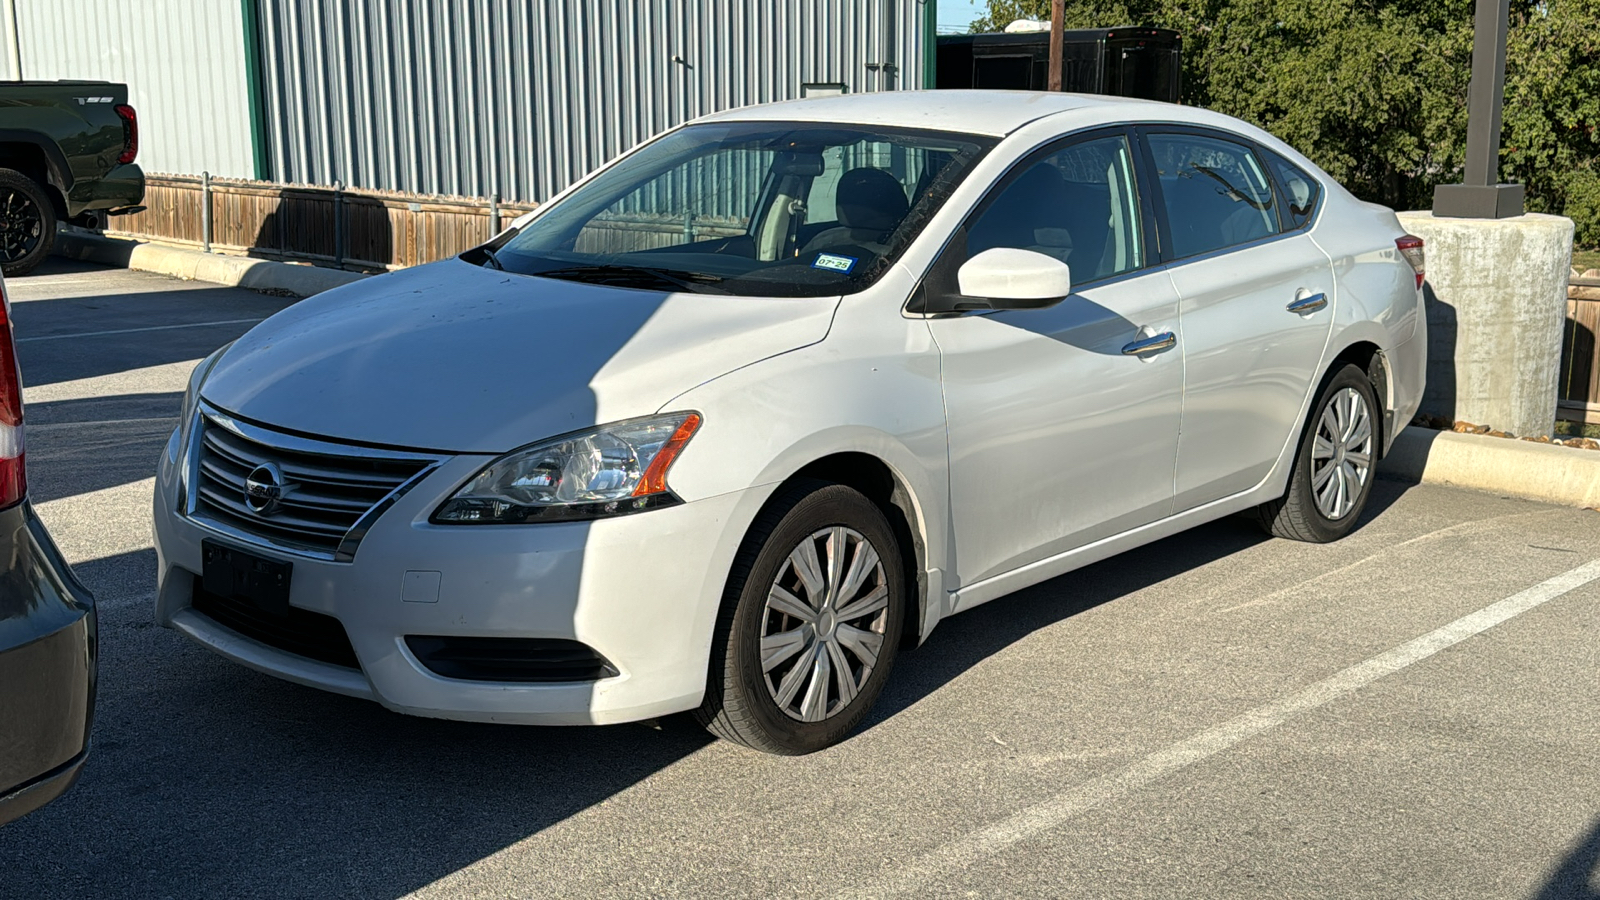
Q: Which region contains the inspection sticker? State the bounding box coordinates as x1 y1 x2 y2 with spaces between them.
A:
812 253 857 273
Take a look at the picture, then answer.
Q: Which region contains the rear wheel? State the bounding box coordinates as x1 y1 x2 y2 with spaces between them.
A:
0 168 56 277
697 479 905 755
1253 363 1379 543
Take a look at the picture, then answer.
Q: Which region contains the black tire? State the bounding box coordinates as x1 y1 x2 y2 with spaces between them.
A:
1253 363 1381 543
696 478 906 755
0 168 57 278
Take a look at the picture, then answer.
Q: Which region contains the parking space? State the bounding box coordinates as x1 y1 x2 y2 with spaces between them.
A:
1 260 1597 899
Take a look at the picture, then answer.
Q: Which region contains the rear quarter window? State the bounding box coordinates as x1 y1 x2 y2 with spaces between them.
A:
1265 151 1321 230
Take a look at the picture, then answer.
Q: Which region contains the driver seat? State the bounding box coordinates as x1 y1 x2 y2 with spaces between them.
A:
801 168 910 256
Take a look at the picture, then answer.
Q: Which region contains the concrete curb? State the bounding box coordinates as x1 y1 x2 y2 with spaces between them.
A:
52 230 370 298
1382 427 1600 509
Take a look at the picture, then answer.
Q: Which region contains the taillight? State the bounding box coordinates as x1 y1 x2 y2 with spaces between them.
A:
0 280 25 509
114 104 138 165
1396 234 1425 290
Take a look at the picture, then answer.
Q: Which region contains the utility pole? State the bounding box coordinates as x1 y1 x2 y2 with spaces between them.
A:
1047 0 1065 91
1433 0 1524 218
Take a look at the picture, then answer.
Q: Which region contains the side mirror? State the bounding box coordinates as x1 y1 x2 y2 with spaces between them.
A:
954 248 1072 310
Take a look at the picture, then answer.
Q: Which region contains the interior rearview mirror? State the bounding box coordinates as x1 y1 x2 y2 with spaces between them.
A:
771 151 824 177
954 248 1073 310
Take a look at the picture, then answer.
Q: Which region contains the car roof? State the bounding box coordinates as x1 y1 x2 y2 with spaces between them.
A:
695 89 1182 138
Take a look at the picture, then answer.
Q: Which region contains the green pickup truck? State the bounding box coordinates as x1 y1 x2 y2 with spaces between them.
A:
1 80 145 276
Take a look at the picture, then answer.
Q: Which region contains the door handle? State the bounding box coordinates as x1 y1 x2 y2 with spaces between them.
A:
1287 292 1328 314
1122 331 1177 356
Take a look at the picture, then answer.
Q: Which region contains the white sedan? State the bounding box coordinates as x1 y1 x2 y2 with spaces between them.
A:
153 91 1425 754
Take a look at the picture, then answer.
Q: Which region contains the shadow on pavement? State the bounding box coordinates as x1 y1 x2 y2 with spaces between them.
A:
23 393 181 503
1419 279 1458 422
0 551 714 900
23 390 183 426
11 257 106 279
0 400 1423 900
870 478 1414 726
12 287 292 388
1534 816 1600 900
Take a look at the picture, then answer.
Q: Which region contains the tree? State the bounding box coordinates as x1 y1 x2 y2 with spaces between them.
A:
967 0 1600 243
1502 0 1600 245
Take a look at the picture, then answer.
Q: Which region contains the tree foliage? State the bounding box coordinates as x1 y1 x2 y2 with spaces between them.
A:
1503 0 1600 245
968 0 1600 244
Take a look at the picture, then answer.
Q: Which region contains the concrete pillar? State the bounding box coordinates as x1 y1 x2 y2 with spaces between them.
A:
1396 211 1573 438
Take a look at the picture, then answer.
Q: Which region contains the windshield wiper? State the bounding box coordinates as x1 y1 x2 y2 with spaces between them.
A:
480 246 505 270
534 264 728 294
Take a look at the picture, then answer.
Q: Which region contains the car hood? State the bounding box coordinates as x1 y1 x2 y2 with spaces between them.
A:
200 259 839 453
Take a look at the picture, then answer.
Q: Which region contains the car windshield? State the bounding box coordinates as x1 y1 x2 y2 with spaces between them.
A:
482 121 996 297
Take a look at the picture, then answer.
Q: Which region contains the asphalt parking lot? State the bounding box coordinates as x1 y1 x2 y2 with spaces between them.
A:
2 258 1598 899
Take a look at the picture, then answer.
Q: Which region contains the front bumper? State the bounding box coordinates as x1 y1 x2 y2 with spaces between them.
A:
0 502 96 826
153 428 767 726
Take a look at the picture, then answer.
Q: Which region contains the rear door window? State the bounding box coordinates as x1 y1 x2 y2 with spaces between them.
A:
1145 132 1278 259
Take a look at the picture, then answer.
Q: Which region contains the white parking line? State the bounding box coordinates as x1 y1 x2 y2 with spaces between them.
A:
15 318 265 343
22 359 204 406
839 557 1600 899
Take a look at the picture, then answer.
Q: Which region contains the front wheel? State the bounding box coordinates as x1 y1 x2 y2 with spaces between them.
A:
1253 363 1380 542
696 479 905 755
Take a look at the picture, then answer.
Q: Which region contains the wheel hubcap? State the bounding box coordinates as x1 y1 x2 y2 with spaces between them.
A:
760 526 889 723
1310 386 1373 520
0 188 43 263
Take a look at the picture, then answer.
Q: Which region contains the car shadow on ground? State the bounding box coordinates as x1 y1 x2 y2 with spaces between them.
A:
0 476 1417 899
1535 816 1600 900
0 546 716 899
867 478 1415 728
10 280 292 387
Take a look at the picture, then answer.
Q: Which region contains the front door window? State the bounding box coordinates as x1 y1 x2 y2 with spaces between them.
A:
965 134 1144 284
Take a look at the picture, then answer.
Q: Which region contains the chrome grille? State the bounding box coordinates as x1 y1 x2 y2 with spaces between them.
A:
189 413 436 560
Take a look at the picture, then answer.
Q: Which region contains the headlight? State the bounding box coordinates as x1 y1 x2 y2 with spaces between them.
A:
433 412 702 524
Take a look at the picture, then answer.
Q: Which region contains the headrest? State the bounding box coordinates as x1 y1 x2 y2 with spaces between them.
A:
836 168 910 232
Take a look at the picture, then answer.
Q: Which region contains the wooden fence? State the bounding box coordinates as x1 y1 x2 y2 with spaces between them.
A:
104 173 754 273
1562 270 1600 425
105 174 541 272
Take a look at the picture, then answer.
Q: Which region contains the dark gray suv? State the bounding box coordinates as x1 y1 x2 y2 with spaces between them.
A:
0 273 96 825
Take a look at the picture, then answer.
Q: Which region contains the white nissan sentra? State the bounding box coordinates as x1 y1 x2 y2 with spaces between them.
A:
153 92 1425 754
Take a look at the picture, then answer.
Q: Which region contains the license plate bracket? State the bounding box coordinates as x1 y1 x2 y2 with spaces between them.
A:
201 540 293 617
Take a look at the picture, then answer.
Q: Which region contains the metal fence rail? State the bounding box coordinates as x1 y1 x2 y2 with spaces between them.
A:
1562 272 1600 424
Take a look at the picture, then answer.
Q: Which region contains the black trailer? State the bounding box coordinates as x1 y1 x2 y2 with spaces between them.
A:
935 27 1181 103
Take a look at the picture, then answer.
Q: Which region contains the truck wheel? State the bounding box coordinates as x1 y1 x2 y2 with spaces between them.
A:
0 168 57 277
